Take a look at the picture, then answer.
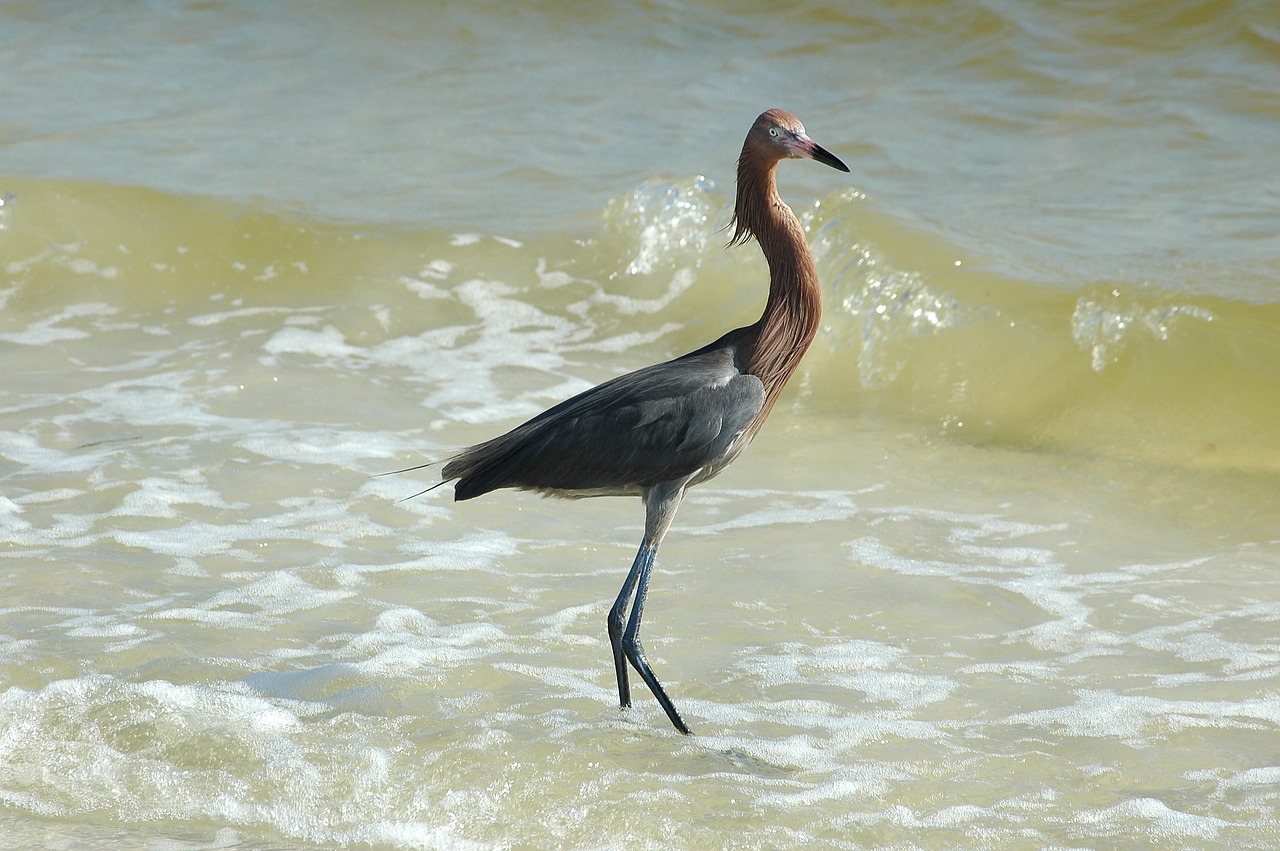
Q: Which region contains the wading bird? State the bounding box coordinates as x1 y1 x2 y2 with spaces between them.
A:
425 109 846 734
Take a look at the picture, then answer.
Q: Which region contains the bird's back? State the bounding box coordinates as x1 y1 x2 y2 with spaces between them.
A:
444 331 766 501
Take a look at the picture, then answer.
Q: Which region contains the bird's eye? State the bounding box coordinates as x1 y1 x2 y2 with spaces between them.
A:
769 127 780 138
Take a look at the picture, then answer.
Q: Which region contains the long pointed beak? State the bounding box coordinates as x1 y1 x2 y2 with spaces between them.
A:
793 133 850 173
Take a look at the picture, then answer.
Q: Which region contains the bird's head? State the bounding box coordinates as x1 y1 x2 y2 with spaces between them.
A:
748 108 850 173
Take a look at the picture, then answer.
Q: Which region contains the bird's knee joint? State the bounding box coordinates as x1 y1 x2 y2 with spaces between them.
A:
623 635 646 660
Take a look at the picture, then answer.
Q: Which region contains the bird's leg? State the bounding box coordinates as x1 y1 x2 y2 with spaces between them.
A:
607 542 651 709
609 480 691 735
621 540 691 735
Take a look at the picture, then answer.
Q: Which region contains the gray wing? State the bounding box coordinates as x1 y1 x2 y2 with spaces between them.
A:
445 341 765 500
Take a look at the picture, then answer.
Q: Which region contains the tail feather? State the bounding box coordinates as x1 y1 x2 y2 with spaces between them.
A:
373 455 466 503
371 458 443 478
443 434 536 501
395 478 452 504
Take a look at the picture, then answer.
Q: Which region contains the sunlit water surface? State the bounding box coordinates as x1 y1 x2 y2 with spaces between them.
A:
2 1 1279 848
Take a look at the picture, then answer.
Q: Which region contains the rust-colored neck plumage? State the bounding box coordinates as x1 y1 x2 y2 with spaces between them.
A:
729 144 823 421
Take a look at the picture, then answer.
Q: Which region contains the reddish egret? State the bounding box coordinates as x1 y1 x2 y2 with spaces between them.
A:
430 109 847 734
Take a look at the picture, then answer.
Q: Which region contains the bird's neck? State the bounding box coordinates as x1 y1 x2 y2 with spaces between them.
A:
732 159 823 409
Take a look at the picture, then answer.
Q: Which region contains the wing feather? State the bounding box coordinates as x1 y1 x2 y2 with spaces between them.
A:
445 340 765 500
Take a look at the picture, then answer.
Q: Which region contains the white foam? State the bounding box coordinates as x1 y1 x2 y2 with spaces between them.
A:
66 257 118 279
189 306 308 327
0 302 115 345
235 427 384 466
0 430 106 475
0 495 29 531
570 267 696 317
1077 797 1226 840
114 475 232 518
1004 689 1280 741
261 324 358 358
688 489 863 534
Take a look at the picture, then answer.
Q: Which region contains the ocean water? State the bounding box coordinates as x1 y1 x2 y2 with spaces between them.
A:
2 1 1279 848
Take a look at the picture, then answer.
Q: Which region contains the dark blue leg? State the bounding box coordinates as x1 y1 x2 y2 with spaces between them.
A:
621 541 691 734
608 543 651 709
603 480 691 734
